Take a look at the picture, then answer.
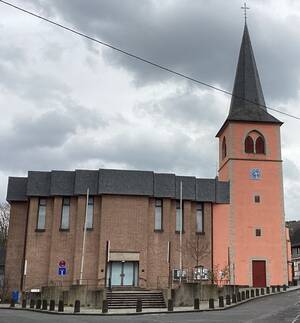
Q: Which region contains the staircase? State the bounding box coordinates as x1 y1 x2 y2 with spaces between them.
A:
106 290 166 309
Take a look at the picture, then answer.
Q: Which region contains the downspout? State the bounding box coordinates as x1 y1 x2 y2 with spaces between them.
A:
20 200 30 292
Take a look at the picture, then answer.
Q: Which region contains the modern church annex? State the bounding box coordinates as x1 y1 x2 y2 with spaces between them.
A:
5 22 291 299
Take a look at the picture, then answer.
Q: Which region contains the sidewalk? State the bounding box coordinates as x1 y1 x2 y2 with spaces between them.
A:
1 286 300 316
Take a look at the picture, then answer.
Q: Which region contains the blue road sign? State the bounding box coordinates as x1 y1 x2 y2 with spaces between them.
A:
58 267 66 276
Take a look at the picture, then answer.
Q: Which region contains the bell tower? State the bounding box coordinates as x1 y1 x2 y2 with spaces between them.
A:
215 23 288 286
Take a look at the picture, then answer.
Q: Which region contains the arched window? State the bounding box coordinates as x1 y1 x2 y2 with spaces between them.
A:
245 136 254 153
255 136 265 154
222 137 227 159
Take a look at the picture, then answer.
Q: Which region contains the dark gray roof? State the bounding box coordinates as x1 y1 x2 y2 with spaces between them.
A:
287 221 300 247
7 169 230 204
6 177 28 202
217 24 281 137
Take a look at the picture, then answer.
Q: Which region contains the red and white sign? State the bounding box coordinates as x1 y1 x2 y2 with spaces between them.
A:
59 260 66 268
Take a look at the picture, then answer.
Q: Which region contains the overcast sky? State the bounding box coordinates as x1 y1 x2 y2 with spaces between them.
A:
0 0 299 220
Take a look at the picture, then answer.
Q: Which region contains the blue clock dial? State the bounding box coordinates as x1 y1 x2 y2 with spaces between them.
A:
250 168 261 180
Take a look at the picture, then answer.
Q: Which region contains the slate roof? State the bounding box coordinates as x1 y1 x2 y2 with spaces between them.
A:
287 221 300 247
217 24 282 137
7 169 230 204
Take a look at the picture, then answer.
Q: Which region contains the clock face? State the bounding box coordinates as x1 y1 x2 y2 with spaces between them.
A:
250 168 261 180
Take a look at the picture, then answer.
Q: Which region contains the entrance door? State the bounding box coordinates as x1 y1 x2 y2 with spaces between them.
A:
252 260 266 287
108 261 138 287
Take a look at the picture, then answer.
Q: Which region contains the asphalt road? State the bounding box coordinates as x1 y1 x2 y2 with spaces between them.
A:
1 290 300 323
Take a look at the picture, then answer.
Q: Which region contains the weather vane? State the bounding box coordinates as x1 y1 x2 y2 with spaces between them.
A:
241 2 250 23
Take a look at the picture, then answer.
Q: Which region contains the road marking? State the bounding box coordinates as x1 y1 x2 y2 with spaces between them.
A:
291 313 300 323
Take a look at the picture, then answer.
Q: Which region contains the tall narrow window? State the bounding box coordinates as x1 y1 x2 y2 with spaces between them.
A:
196 203 204 233
222 137 227 159
245 136 254 153
176 200 184 232
37 198 46 230
86 196 94 229
154 199 163 231
255 136 265 154
61 197 70 230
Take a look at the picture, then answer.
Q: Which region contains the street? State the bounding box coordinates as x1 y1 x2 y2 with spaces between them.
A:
1 290 300 323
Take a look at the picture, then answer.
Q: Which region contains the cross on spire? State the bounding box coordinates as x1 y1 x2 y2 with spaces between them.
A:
241 2 250 23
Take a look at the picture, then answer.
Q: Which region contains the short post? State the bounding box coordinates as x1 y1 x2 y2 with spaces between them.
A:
218 296 224 308
136 298 142 313
283 285 287 291
42 299 48 310
102 299 108 313
194 298 200 310
241 291 245 300
266 287 270 294
209 298 214 309
277 285 280 292
251 289 255 298
49 300 55 311
10 299 15 308
255 289 259 297
36 299 41 309
232 294 237 303
168 299 173 312
58 300 64 312
261 288 265 295
246 290 250 299
225 295 231 305
29 299 35 309
74 300 80 313
271 286 275 293
237 292 241 302
22 299 27 308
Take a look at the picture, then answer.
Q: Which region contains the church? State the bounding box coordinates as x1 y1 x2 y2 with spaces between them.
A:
4 22 290 300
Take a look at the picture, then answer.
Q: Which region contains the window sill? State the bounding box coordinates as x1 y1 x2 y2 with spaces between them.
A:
196 232 205 235
86 227 93 231
59 228 70 232
154 229 164 233
35 229 45 233
175 231 185 234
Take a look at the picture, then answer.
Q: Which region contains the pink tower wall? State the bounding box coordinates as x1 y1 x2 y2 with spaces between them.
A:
213 122 288 286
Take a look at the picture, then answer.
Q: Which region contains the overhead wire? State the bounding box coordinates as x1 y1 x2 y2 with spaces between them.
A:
0 0 299 121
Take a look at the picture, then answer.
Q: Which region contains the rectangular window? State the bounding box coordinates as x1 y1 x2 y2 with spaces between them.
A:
255 228 261 237
176 200 184 232
86 196 94 229
196 203 204 233
60 197 70 230
154 199 163 231
254 195 260 203
37 198 46 230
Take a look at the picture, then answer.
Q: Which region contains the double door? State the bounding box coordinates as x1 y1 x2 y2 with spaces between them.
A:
109 261 139 287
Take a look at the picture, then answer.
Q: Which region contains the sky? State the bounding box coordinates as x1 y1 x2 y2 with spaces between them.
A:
0 0 300 220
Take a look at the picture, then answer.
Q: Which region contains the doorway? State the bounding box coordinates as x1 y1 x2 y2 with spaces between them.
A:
108 261 139 287
252 260 266 287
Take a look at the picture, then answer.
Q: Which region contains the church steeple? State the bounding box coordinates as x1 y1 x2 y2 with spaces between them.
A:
217 24 282 137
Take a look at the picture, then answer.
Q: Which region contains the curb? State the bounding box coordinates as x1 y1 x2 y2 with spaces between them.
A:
2 287 300 316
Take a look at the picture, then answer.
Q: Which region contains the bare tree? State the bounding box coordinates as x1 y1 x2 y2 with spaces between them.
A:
0 202 10 249
184 234 210 269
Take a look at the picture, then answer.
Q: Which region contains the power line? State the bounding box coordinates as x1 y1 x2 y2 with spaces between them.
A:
0 0 299 121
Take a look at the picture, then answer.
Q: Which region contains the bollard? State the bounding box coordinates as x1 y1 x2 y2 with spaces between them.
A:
168 299 173 312
266 287 270 294
283 285 287 291
36 299 41 309
271 286 275 293
42 299 48 310
102 299 108 314
237 292 241 302
136 298 142 313
251 289 255 298
10 299 15 308
232 294 237 303
246 290 250 299
277 286 281 292
209 298 214 309
241 291 245 300
194 298 200 310
49 300 55 311
58 300 64 312
255 289 259 297
218 296 224 308
226 295 231 305
261 288 265 295
74 300 80 313
30 299 35 309
22 299 27 308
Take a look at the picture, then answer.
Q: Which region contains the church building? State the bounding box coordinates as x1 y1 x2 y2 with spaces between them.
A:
4 23 290 298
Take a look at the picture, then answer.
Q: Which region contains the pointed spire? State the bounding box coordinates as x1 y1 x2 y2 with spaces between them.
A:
227 24 281 124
